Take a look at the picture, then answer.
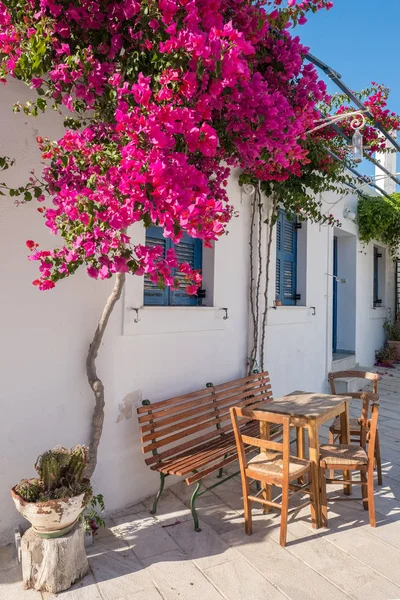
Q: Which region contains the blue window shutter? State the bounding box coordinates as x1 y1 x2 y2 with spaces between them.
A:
170 232 202 306
373 247 380 307
275 215 282 301
276 210 297 306
143 226 169 306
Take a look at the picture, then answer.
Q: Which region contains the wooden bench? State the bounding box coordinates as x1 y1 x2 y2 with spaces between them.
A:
137 371 275 531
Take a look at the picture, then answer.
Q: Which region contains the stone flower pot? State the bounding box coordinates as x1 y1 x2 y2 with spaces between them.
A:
387 340 400 360
11 485 86 539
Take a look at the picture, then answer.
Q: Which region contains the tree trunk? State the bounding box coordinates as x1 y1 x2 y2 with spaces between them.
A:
85 272 126 479
21 526 88 593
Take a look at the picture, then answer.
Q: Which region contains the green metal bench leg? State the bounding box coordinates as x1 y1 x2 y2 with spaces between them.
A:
150 472 166 515
191 480 202 532
217 454 228 478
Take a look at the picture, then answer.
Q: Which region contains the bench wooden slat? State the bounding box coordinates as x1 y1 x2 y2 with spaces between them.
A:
157 425 258 474
207 372 270 393
139 380 272 432
138 375 271 424
137 386 210 414
186 453 243 485
140 386 272 443
142 416 222 453
160 422 262 476
145 417 254 466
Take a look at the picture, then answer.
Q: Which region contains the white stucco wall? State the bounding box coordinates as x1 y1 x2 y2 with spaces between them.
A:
0 79 395 543
0 80 252 544
264 190 394 397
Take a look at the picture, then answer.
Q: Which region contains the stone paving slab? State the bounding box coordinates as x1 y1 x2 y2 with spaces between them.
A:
2 366 400 600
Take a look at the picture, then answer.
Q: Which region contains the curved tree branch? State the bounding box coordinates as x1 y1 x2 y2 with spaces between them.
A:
84 272 126 479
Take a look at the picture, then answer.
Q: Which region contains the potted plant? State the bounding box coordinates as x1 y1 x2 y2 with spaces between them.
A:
11 445 92 539
376 344 397 368
383 318 400 359
79 494 105 546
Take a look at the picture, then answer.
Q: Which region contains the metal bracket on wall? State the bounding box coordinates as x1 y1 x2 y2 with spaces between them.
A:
221 307 229 320
310 306 316 316
129 307 140 323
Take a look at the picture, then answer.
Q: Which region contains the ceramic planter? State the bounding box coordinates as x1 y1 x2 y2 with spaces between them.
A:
11 485 86 539
387 340 400 360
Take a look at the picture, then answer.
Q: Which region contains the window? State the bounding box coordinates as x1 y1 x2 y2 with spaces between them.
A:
373 246 384 307
144 225 202 306
275 210 298 306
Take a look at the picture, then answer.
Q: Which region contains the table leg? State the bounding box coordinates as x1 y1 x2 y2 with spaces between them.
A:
307 420 321 528
340 403 352 495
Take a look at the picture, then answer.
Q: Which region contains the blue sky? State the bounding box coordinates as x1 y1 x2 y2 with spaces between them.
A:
298 0 400 181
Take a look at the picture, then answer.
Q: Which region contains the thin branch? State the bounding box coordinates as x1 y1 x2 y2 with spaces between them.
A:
248 195 257 373
84 272 126 479
260 194 278 371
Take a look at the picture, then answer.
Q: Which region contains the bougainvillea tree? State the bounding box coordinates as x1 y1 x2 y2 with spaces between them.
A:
1 0 399 474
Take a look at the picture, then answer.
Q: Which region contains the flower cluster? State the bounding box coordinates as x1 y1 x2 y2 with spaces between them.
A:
1 0 336 291
329 83 400 155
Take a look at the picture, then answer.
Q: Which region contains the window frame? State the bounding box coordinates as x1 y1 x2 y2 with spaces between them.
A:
373 245 383 308
275 210 298 306
143 225 203 307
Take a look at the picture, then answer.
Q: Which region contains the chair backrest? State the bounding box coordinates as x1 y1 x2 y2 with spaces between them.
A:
137 371 273 467
328 370 379 396
366 402 380 466
230 407 291 479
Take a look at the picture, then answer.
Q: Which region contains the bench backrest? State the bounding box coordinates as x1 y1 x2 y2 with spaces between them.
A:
137 371 273 466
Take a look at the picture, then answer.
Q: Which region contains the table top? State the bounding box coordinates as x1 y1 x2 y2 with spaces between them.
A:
257 391 351 419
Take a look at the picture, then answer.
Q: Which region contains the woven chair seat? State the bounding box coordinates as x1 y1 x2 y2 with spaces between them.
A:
246 451 309 480
320 444 368 467
329 416 362 435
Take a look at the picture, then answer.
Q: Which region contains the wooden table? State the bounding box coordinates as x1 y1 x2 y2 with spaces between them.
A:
257 391 352 528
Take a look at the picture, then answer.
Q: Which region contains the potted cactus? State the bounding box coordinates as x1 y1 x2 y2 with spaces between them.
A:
11 445 92 538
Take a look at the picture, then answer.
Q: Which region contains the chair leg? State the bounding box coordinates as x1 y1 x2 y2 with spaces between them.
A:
375 430 383 486
360 470 368 511
190 480 202 532
243 476 253 536
296 427 306 484
150 472 166 515
261 482 272 515
320 467 328 528
308 468 318 529
280 484 289 547
367 470 376 528
329 430 335 480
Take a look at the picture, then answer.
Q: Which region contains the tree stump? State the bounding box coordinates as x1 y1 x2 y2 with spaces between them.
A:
21 525 88 593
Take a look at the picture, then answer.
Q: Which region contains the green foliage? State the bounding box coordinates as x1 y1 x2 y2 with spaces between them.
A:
358 193 400 255
376 344 397 362
383 318 400 341
239 136 351 226
80 494 106 534
15 478 44 502
15 445 92 503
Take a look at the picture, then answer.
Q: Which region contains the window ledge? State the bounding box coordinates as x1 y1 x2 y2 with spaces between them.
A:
369 306 389 320
267 305 315 326
123 305 227 336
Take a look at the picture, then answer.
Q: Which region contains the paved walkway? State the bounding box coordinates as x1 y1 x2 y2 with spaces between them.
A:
2 366 400 599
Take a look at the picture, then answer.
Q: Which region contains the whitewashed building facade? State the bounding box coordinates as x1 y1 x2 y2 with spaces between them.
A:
0 79 396 543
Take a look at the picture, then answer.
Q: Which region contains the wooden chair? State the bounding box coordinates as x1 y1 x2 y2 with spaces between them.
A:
328 371 382 485
320 399 379 528
230 406 317 547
